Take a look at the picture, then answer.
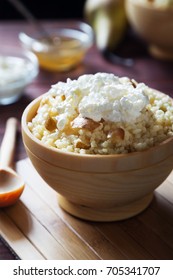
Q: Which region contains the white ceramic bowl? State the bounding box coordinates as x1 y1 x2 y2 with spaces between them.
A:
125 0 173 59
0 47 38 105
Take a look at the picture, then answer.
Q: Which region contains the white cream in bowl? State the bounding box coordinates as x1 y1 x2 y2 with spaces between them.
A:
0 50 38 105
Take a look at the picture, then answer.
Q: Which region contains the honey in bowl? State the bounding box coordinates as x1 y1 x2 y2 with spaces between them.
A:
34 35 86 71
19 22 94 72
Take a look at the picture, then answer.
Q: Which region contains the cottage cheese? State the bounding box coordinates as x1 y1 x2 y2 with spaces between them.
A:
0 56 33 86
28 73 173 155
42 73 149 129
78 74 149 122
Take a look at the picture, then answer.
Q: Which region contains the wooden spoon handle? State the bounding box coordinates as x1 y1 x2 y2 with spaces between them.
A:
0 118 18 168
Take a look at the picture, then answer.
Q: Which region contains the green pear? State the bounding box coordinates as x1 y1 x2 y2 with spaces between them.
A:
84 0 127 51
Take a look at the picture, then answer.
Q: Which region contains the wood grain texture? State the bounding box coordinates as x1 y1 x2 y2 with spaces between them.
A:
0 158 173 260
0 211 45 260
22 110 173 221
125 0 173 60
1 20 173 260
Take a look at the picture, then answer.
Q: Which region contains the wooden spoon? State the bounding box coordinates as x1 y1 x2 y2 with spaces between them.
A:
0 118 25 207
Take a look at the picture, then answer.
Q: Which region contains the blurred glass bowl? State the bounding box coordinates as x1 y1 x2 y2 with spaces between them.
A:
19 21 94 72
0 47 38 105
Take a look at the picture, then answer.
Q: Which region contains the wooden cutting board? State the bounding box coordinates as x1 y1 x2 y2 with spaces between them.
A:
1 158 173 260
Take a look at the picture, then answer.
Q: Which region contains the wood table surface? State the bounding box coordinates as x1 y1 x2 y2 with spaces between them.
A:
0 21 173 260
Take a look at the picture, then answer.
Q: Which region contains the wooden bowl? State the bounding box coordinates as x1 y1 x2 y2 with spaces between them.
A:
21 95 173 222
125 0 173 60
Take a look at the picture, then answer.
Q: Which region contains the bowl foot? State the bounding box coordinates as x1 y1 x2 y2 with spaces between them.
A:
149 45 173 60
58 193 153 222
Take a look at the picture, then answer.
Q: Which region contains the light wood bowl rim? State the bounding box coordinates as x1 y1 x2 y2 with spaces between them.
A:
22 92 173 157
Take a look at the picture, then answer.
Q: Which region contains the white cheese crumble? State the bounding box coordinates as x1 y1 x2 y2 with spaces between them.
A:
29 73 173 154
0 55 33 86
45 73 149 129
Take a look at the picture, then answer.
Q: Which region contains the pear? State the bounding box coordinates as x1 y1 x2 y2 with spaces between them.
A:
84 0 127 52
